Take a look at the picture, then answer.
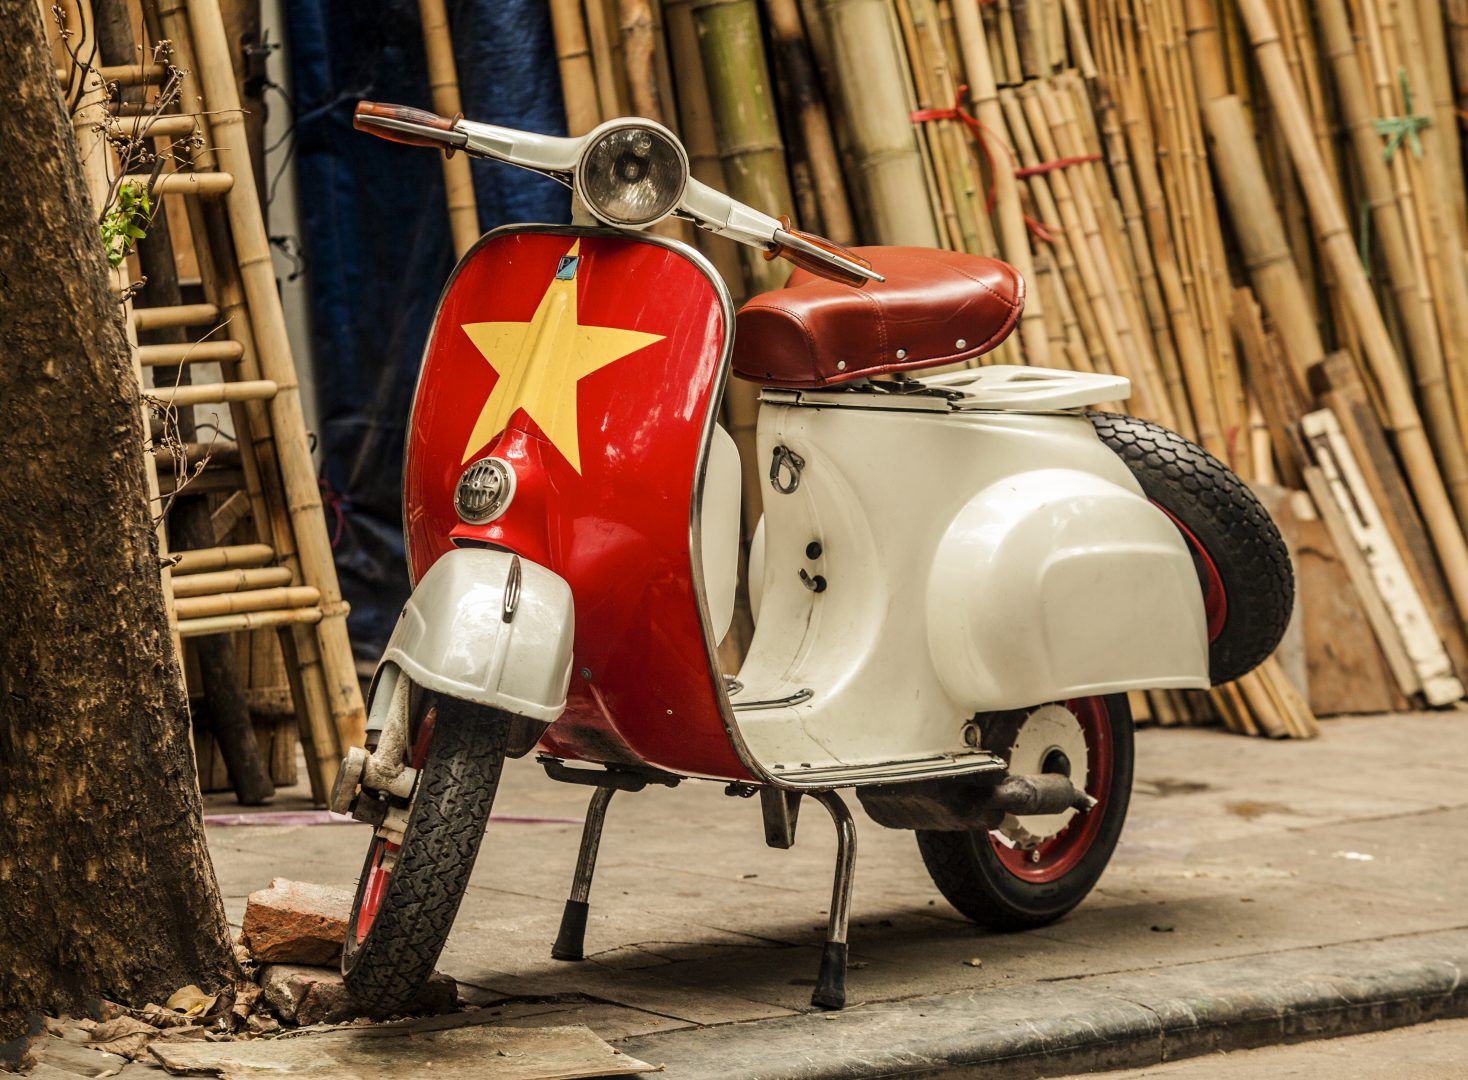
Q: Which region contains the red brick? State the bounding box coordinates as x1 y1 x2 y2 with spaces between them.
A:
241 878 352 964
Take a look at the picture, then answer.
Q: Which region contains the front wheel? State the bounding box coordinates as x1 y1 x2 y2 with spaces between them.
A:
342 695 507 1015
916 695 1133 930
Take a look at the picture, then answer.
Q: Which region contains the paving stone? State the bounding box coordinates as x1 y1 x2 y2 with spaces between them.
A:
205 713 1468 1075
259 965 457 1026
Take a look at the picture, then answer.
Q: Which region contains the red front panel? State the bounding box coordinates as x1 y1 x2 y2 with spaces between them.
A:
404 228 750 781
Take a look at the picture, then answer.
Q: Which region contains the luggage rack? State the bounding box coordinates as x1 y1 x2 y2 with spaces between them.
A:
762 365 1130 414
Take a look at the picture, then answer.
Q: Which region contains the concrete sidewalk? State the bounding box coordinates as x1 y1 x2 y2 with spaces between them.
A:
206 711 1468 1076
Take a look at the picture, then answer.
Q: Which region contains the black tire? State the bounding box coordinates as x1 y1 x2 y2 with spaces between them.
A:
916 694 1133 931
342 698 507 1015
1088 411 1293 684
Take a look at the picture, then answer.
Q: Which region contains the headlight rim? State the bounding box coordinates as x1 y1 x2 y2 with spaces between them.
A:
574 119 690 229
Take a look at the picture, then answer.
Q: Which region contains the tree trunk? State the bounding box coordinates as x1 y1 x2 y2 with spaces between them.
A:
0 0 238 1044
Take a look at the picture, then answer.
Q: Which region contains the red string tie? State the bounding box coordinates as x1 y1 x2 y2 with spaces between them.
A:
910 87 1057 243
1013 153 1102 178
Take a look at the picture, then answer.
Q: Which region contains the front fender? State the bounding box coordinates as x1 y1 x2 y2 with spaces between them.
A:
381 548 574 723
928 467 1210 709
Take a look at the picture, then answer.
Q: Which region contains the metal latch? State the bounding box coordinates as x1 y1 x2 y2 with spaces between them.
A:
770 444 805 494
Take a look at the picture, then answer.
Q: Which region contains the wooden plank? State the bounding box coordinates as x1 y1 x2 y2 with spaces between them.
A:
1313 352 1468 680
1302 412 1463 704
1302 466 1422 700
1268 486 1407 715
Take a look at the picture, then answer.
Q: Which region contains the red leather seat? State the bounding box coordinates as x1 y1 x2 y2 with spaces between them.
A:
732 247 1025 388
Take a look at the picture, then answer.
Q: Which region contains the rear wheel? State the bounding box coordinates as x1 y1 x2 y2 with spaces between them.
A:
1088 411 1293 684
342 694 507 1015
916 695 1133 930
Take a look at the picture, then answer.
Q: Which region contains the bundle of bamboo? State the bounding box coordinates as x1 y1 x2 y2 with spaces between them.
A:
554 0 1468 736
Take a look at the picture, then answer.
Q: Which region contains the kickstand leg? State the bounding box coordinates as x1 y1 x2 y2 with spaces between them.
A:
551 785 616 961
809 789 857 1010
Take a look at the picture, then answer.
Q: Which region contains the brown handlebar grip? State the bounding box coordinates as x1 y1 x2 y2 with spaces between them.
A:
764 217 873 287
354 101 458 148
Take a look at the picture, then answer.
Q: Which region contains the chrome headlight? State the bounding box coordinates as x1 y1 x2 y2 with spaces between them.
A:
575 121 688 228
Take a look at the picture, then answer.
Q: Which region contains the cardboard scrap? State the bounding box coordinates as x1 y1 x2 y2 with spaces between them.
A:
149 1021 656 1080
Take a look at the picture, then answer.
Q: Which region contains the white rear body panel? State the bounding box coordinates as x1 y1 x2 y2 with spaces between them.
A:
731 376 1208 786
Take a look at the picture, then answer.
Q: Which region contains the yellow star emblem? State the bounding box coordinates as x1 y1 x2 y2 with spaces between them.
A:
460 241 665 470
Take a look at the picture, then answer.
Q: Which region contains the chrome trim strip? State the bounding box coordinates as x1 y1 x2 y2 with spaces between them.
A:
730 688 814 711
769 752 1008 790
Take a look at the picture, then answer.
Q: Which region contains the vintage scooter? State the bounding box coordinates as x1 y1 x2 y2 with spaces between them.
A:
334 100 1293 1014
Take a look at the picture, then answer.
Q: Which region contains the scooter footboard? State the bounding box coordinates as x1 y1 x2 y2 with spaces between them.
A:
381 548 574 723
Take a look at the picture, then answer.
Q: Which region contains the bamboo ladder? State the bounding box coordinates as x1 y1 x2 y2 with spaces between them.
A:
48 0 366 800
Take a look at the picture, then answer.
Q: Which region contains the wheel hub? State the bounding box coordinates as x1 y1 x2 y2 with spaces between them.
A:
996 703 1089 850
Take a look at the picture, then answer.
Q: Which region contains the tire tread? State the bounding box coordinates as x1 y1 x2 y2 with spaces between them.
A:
342 707 506 1014
1088 411 1293 684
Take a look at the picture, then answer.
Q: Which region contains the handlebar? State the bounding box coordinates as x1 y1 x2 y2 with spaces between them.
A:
352 100 882 287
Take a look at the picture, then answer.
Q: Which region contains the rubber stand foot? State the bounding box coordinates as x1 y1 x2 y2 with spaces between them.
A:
551 898 589 961
810 940 847 1010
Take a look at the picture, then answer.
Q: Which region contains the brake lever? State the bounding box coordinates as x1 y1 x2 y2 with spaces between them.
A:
354 101 468 151
766 218 883 287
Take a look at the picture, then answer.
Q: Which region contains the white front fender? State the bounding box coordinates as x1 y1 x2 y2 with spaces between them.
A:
381 548 574 723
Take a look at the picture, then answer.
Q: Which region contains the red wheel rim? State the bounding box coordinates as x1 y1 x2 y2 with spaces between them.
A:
1152 502 1227 642
355 706 436 943
356 838 398 942
989 697 1113 884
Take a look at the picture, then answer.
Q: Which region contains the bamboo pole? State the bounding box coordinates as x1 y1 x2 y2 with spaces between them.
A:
1202 96 1323 386
175 586 321 621
1315 0 1468 529
1001 88 1110 375
690 0 795 293
184 0 367 755
1236 0 1468 625
764 0 856 246
1414 0 1467 238
663 0 748 289
905 0 991 254
688 0 794 559
1114 78 1223 450
179 607 324 638
615 0 696 244
549 0 602 135
417 0 479 258
1035 79 1171 423
814 0 941 247
1086 74 1195 435
172 566 295 598
1391 0 1468 467
584 0 628 118
898 0 967 251
617 0 667 120
173 544 276 574
952 0 1050 364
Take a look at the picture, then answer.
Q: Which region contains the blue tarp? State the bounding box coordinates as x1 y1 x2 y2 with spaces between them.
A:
285 0 570 659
